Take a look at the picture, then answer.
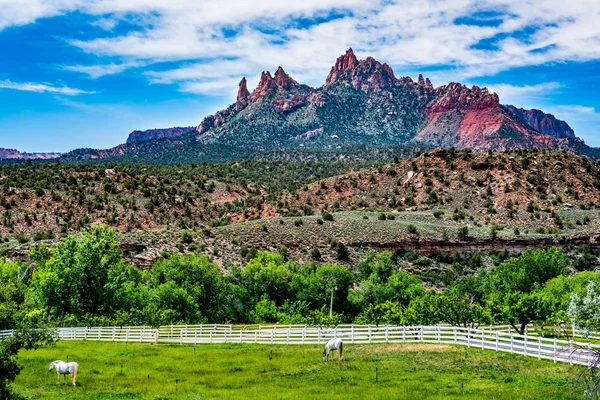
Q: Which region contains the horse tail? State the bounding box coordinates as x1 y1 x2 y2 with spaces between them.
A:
72 363 78 386
339 341 343 361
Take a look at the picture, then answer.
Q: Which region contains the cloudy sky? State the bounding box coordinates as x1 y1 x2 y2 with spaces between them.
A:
0 0 599 152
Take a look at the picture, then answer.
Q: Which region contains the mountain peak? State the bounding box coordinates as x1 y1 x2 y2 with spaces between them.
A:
250 71 277 102
274 66 298 90
325 48 359 85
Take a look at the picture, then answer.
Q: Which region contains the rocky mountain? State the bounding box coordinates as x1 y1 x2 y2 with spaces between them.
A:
62 48 599 163
126 127 194 143
504 105 575 139
196 48 597 158
0 148 61 160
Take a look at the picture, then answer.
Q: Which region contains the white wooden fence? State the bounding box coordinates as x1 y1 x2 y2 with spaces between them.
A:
1 324 597 366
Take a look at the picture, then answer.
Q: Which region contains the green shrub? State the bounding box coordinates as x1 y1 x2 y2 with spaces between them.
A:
322 212 334 221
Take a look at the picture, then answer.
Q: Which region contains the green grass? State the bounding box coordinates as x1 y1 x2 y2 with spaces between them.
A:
14 341 582 399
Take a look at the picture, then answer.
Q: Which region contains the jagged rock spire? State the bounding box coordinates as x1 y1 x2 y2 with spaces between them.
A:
425 77 433 91
325 48 359 85
236 77 250 111
418 74 425 87
274 66 297 90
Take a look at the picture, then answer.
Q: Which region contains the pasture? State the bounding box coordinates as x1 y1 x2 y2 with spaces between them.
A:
14 340 581 399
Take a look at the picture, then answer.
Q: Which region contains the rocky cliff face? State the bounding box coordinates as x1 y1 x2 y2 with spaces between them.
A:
504 105 575 139
0 148 61 160
126 127 193 143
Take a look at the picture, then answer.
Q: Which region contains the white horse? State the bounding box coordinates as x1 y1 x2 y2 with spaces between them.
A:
323 338 343 361
49 360 78 386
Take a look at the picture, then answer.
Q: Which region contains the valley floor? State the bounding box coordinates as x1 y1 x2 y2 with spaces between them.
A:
15 340 581 399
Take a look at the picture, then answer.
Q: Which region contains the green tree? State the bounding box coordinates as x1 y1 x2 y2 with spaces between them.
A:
433 292 489 328
482 247 569 303
27 224 125 325
502 291 558 334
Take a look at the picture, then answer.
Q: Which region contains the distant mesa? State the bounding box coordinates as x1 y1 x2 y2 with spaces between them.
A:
126 127 195 143
0 148 61 160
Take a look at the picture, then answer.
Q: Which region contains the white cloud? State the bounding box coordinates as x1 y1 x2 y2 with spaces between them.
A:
486 82 561 104
0 80 94 95
2 0 600 96
64 62 141 78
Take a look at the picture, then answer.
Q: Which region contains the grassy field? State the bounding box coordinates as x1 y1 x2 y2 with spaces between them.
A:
14 341 582 399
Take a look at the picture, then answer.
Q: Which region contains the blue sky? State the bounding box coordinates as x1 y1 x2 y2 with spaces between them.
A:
0 0 599 152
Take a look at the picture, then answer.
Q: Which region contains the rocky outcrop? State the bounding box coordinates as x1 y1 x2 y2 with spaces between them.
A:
126 127 193 143
249 71 278 103
294 127 324 140
0 148 61 160
274 67 298 90
325 50 397 92
504 105 576 139
427 83 500 113
271 93 309 114
235 77 250 111
325 48 359 85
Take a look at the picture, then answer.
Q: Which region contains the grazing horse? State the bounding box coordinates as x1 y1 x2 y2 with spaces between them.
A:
49 360 78 386
323 338 343 361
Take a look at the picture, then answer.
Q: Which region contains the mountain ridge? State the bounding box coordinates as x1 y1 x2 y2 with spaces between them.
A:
62 48 599 163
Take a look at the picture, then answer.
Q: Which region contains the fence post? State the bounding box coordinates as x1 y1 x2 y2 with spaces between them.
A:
421 326 424 343
287 327 290 345
467 328 471 348
402 326 406 343
553 337 557 363
538 337 542 360
437 325 441 343
386 326 389 343
453 327 457 344
569 341 573 365
524 334 528 357
495 332 498 352
481 329 485 350
510 333 513 354
352 325 355 344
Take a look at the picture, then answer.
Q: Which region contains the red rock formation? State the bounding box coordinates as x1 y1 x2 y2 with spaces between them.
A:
427 83 499 113
325 50 398 92
325 48 359 85
425 78 434 91
250 71 277 102
271 93 309 114
274 66 298 90
236 77 250 111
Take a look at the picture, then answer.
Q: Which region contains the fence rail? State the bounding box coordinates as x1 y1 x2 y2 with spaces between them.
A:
1 324 597 366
